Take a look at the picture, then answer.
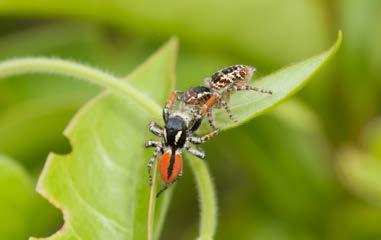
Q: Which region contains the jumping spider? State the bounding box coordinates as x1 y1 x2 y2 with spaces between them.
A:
178 64 273 129
145 91 219 197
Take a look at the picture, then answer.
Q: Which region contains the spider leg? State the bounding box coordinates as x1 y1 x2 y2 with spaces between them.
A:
165 90 178 108
148 121 164 137
200 92 219 115
147 146 162 186
220 98 237 123
190 112 203 132
145 140 162 148
156 170 182 198
207 109 217 130
163 90 179 122
235 85 272 94
156 185 168 198
184 144 205 159
188 129 220 145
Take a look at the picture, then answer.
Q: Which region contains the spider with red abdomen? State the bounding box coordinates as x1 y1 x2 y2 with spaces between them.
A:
178 64 273 129
145 91 219 197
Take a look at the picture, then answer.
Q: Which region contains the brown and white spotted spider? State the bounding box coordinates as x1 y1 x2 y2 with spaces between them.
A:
145 91 219 197
177 65 273 129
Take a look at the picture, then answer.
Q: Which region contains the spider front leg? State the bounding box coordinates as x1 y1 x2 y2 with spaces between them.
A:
148 121 164 137
163 90 179 122
188 129 220 145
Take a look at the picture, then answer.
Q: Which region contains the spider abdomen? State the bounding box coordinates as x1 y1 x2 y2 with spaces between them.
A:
210 64 255 90
160 150 183 185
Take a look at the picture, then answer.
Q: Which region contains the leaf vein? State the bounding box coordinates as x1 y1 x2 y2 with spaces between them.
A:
66 171 130 235
94 134 129 176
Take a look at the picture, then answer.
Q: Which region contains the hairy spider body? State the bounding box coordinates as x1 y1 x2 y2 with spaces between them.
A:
180 86 212 106
179 65 273 129
145 92 219 197
207 64 255 90
146 65 271 196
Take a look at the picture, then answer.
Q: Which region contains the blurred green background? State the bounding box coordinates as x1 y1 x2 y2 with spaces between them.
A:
0 0 380 239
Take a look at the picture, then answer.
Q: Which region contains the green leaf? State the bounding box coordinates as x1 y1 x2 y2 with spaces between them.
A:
363 118 381 159
31 39 177 240
337 147 381 206
0 155 60 240
0 22 153 168
0 155 34 239
0 38 217 239
0 96 86 170
213 31 342 130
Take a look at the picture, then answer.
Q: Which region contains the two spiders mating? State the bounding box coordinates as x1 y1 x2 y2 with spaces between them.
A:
145 64 272 197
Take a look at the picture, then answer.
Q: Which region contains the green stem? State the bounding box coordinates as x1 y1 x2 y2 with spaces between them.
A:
0 57 161 116
153 187 173 240
188 155 217 240
147 161 158 240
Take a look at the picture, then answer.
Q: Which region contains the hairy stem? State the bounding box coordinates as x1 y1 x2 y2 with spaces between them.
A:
154 187 173 240
0 57 161 116
188 155 217 240
147 161 158 240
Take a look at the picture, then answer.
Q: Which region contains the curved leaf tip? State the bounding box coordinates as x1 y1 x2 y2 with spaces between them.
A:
214 30 342 130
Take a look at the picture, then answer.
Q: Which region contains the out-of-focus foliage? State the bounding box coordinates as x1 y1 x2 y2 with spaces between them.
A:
338 147 381 207
0 155 60 239
0 0 380 239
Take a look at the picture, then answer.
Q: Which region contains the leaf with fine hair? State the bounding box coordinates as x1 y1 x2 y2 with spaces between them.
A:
30 39 177 240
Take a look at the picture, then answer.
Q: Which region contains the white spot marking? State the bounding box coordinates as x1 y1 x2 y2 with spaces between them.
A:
175 131 182 144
